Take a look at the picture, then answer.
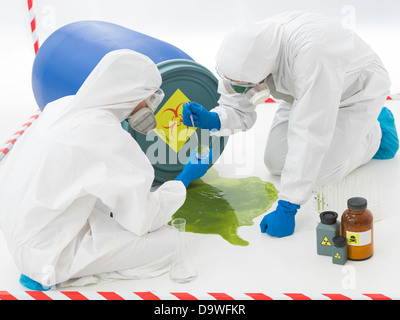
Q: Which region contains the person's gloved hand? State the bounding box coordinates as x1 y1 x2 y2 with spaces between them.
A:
175 148 213 188
260 200 300 237
182 102 221 131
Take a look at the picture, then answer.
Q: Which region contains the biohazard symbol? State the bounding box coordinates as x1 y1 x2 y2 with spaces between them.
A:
321 236 331 246
154 89 196 153
160 102 189 138
334 253 341 259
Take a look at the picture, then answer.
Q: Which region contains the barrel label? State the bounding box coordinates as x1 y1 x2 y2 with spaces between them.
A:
154 89 196 153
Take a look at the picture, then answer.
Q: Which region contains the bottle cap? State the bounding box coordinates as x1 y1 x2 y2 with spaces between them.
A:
347 197 367 211
333 236 347 248
319 211 338 224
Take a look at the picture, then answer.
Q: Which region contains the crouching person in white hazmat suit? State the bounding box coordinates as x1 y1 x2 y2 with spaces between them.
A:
183 11 399 238
0 50 210 290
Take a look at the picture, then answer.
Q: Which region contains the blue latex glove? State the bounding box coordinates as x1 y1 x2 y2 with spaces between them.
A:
182 102 221 131
260 200 300 238
175 148 213 188
19 274 51 291
373 107 399 159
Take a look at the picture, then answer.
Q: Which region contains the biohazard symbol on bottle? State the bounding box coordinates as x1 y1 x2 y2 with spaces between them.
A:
321 236 331 246
154 89 196 153
334 252 341 259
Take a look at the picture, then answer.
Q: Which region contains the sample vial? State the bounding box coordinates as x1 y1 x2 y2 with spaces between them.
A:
169 218 198 283
316 211 339 256
332 236 348 265
341 197 373 260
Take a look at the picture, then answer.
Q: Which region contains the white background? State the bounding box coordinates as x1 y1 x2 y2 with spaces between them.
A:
0 0 399 297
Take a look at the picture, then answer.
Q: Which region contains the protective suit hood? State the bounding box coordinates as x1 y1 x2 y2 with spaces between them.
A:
216 17 285 84
70 49 162 122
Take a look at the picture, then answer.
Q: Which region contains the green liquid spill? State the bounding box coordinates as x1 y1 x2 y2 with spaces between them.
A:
171 168 279 246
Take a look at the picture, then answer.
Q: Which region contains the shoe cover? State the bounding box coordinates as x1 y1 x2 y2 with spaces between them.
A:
373 107 399 159
19 274 51 291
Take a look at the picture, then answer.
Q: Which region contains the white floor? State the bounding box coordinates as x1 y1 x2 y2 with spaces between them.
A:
1 93 399 298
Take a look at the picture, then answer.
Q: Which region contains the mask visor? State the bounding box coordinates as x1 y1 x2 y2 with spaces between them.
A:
145 88 165 111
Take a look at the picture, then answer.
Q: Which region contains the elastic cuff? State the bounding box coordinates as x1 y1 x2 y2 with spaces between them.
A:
278 200 300 212
175 173 190 188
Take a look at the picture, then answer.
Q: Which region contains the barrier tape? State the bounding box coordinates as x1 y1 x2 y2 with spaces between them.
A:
265 93 400 103
0 290 396 300
386 93 400 100
0 110 40 161
27 0 39 54
0 0 41 161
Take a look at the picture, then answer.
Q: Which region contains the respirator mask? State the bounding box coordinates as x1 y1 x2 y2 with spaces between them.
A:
217 68 270 105
128 88 164 134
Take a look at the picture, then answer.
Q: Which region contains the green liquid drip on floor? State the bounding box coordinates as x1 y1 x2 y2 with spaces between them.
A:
171 168 279 246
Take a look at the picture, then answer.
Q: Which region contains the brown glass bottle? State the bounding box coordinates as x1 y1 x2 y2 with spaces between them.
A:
341 197 373 260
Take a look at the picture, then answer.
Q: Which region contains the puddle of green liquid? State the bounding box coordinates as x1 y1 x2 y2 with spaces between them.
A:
171 168 279 246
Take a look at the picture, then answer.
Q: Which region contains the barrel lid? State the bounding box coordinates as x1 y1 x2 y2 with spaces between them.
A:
319 211 338 224
347 197 368 211
124 59 228 182
332 236 347 248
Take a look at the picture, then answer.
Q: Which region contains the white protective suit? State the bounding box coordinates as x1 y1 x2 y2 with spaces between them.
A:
212 11 391 205
0 50 186 287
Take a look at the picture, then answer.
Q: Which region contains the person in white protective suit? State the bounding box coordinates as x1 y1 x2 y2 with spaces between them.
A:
0 49 210 290
183 11 399 238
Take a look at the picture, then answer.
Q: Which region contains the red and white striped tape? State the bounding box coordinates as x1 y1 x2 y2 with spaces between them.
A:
387 93 400 100
27 0 39 54
0 1 41 162
0 290 396 300
0 110 40 161
265 93 400 103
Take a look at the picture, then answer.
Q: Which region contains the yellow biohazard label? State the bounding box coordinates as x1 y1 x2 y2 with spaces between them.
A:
154 89 196 153
321 236 331 246
334 252 341 259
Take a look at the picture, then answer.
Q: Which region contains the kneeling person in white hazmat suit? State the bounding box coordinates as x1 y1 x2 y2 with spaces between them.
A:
183 11 399 238
0 50 209 290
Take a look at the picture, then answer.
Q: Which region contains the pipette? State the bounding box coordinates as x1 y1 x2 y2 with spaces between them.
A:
190 114 210 160
190 114 199 144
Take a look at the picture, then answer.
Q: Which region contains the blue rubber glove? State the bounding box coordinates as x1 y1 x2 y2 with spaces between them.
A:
175 148 213 188
373 107 399 159
20 274 51 291
182 102 221 131
260 200 300 238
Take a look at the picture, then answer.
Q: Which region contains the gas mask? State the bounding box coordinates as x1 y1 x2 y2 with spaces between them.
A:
127 88 164 134
217 68 270 105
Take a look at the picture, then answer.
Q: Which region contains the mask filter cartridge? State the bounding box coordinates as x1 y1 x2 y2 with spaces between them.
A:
245 82 271 105
128 107 157 134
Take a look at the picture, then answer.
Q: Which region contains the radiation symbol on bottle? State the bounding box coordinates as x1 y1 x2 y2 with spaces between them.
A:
154 88 196 153
321 236 331 246
334 252 341 259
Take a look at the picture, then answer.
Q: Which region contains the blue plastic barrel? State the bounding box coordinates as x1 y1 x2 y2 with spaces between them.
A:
32 21 194 110
31 21 227 182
